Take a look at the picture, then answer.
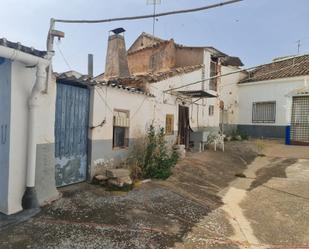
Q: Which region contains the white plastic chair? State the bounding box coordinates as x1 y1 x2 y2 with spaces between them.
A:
214 134 225 152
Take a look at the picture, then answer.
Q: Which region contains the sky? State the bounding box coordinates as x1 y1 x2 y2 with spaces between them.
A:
1 0 309 76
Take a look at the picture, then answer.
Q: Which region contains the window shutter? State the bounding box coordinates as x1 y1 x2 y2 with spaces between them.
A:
165 114 174 135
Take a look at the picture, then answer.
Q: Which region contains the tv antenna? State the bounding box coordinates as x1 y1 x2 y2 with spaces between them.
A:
296 39 301 54
147 0 161 38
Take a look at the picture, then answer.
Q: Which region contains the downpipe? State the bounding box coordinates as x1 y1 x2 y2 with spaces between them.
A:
0 42 53 210
22 63 49 209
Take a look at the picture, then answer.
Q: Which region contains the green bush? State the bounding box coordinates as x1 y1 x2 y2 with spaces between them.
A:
128 125 178 180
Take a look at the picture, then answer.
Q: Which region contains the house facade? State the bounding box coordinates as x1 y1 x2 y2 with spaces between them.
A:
0 31 243 215
220 54 309 144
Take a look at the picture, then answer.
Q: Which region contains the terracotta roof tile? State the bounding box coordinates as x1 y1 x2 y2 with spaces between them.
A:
0 38 47 58
94 65 203 92
240 54 309 83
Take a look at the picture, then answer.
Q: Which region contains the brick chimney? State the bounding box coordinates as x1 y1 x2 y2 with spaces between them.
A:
104 28 130 79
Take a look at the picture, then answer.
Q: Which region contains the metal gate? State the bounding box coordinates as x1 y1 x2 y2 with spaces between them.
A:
55 82 90 187
291 96 309 145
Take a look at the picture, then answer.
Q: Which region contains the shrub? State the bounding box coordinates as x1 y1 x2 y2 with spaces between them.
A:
240 131 249 140
128 125 178 180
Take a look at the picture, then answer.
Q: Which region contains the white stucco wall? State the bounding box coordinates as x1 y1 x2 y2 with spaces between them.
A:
90 68 221 141
238 76 309 126
2 60 56 215
149 68 219 129
89 66 221 175
90 86 155 141
218 66 247 125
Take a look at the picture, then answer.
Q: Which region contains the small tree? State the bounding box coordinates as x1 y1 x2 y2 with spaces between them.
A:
143 126 178 179
128 125 179 180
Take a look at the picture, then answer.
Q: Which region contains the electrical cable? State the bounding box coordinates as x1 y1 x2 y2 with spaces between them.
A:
53 0 242 24
55 41 72 70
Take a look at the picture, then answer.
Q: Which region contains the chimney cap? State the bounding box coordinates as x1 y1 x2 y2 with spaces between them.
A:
110 27 126 35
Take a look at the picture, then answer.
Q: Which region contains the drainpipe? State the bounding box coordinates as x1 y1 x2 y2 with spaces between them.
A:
0 45 52 209
22 62 50 209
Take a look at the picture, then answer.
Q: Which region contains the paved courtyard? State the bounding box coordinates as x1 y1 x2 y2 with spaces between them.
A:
0 140 309 249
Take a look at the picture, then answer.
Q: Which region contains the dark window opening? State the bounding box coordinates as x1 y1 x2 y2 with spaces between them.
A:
209 105 214 116
113 126 129 148
209 57 218 91
113 110 129 148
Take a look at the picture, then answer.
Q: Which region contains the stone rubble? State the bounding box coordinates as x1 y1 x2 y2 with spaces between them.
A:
93 169 133 189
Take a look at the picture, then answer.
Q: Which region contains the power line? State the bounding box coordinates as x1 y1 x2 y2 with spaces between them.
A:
55 41 72 70
53 0 243 24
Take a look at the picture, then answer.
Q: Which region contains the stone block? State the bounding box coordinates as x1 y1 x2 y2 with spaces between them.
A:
94 175 108 181
106 169 130 178
108 176 132 188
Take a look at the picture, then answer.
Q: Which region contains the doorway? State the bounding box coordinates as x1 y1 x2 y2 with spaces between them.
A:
291 96 309 145
178 105 190 148
55 82 90 187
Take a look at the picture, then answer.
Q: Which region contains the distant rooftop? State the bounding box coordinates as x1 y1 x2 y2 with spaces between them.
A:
127 32 243 67
0 38 47 58
56 71 154 97
240 54 309 83
95 64 203 86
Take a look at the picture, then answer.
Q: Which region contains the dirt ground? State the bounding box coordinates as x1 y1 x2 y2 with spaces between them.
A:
0 140 309 249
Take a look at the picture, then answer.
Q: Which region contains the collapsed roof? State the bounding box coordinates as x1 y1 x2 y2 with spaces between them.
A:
127 32 243 67
56 71 154 97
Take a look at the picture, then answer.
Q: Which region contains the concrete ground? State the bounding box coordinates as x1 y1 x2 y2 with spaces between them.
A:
0 140 309 249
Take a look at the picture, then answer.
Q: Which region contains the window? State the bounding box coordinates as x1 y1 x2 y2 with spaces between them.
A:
209 105 214 116
165 114 174 135
113 110 129 148
252 101 276 123
209 57 218 91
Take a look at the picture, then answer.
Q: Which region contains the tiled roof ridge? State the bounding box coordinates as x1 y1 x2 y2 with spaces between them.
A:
127 39 173 55
240 53 309 83
132 64 203 83
55 72 154 97
0 38 47 58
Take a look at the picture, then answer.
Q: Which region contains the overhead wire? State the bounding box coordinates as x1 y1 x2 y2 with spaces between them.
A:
53 0 243 24
55 41 72 70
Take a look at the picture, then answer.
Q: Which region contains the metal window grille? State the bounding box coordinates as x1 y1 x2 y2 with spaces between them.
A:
291 96 309 144
113 110 129 148
252 101 276 123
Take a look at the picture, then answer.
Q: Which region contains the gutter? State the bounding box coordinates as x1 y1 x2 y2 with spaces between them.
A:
0 46 52 209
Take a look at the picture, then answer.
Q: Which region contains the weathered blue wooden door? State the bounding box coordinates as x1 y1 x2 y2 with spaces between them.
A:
55 82 90 187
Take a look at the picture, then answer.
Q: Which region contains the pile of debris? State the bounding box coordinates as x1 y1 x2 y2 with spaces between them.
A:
93 169 133 190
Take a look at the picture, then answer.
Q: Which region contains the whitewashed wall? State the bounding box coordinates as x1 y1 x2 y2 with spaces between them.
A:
218 66 247 125
238 76 308 126
2 60 57 215
89 66 221 175
150 67 219 129
90 86 155 141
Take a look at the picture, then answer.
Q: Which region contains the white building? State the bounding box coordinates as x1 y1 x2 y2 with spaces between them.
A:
0 31 243 215
219 54 309 144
